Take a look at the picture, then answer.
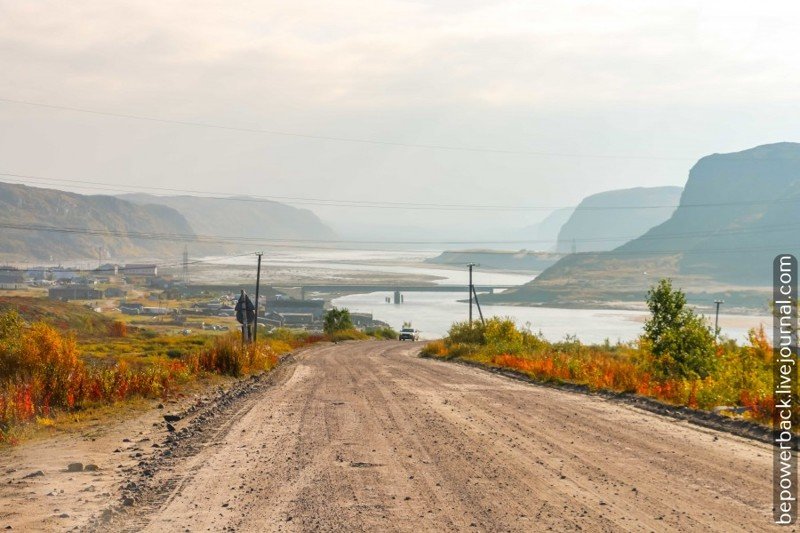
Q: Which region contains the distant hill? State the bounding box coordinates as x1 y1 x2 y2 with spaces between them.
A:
555 186 682 253
120 194 336 246
426 250 561 272
516 207 574 251
489 143 800 310
618 143 800 284
0 182 199 261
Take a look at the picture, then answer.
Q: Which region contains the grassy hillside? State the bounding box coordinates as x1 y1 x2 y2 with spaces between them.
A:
0 182 200 261
0 296 112 337
556 186 682 253
489 143 800 309
120 193 336 247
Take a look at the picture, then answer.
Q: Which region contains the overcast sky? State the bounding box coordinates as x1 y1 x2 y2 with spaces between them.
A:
0 1 798 241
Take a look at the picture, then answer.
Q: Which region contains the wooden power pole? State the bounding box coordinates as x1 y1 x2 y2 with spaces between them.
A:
253 252 263 345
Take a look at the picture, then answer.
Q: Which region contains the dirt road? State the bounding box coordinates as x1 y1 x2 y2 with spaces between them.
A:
1 341 777 531
114 341 773 532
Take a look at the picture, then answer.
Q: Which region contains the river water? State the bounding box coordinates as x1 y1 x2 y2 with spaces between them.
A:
212 249 769 344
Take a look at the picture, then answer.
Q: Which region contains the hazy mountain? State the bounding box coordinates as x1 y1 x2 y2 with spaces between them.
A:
120 194 336 247
490 143 800 309
517 207 574 251
555 187 682 253
0 182 198 261
618 143 800 284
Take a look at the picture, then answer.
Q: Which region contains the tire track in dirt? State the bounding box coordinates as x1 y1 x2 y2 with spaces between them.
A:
101 341 776 532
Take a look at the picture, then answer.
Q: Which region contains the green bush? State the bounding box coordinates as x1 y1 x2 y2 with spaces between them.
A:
324 308 353 335
366 327 398 340
643 279 716 380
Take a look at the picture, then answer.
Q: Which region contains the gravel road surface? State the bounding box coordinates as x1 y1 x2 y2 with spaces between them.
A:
122 341 774 532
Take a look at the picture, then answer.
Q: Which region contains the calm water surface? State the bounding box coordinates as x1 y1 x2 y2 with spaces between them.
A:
216 249 768 344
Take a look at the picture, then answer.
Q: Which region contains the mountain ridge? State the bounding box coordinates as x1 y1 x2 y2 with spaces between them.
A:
556 186 682 253
0 182 200 261
488 142 800 310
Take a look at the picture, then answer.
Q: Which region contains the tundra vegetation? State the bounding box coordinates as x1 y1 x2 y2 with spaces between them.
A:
323 308 398 341
423 279 775 425
0 302 397 444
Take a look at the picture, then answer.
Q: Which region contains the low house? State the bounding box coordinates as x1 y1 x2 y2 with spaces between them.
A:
120 302 144 315
0 268 24 285
278 313 315 326
261 311 285 328
141 307 172 316
48 286 104 301
104 287 128 298
350 312 375 327
25 267 49 281
52 268 80 282
265 298 325 320
123 264 158 278
94 263 119 276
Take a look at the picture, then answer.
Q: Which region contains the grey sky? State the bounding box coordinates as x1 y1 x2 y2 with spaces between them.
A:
0 1 798 241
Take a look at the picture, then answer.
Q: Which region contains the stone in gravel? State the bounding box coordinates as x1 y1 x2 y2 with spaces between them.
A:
122 497 134 507
166 423 176 433
84 464 99 472
23 470 44 479
122 438 131 442
58 513 69 518
67 463 83 472
157 403 164 409
163 414 181 422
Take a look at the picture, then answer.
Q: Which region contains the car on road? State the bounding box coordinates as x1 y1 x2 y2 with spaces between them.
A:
399 327 419 341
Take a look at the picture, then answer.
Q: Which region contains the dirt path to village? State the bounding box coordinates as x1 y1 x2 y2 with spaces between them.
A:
2 342 777 531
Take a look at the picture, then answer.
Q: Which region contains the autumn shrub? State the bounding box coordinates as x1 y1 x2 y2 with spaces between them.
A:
0 313 196 441
192 333 279 377
366 327 398 340
329 328 369 342
109 320 128 338
0 312 319 443
420 339 447 357
425 315 776 425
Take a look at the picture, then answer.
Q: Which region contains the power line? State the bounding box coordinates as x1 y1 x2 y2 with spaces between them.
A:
1 172 797 212
0 96 694 161
0 221 795 260
0 220 795 248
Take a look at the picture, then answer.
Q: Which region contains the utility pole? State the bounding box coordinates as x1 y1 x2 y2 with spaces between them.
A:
467 263 476 325
714 299 724 341
182 245 189 284
253 252 263 345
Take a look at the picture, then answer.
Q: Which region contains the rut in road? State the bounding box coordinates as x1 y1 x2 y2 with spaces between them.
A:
121 341 773 532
